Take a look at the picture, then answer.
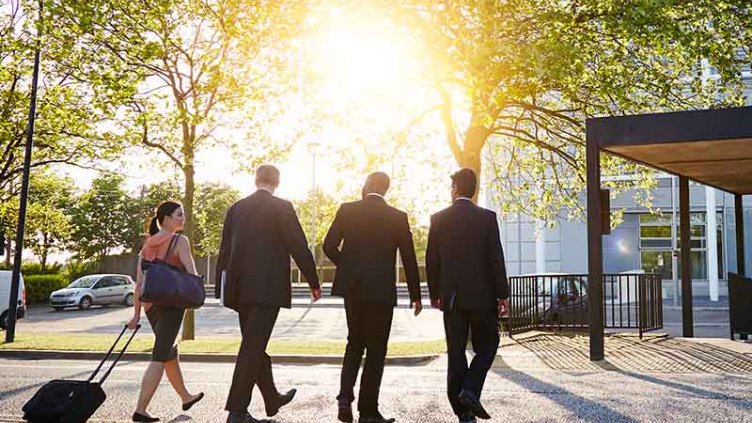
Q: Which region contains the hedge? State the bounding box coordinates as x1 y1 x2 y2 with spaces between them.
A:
24 274 69 304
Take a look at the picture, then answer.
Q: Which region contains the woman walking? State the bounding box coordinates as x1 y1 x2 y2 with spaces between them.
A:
128 201 204 422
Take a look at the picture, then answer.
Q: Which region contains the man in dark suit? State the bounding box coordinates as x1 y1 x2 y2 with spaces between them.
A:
323 172 423 423
216 164 322 423
426 168 509 423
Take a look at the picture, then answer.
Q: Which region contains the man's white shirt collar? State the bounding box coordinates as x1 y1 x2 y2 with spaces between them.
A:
367 193 385 199
257 187 274 194
454 197 473 203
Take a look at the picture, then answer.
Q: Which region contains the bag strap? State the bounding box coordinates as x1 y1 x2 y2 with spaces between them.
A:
90 324 141 385
163 234 180 262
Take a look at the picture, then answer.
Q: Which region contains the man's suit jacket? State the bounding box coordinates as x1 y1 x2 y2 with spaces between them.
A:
426 199 509 311
215 190 320 311
323 195 421 306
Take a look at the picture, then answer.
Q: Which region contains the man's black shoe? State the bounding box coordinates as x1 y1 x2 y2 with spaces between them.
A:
226 411 263 423
338 401 354 423
266 388 297 417
458 390 491 420
458 411 477 423
358 412 396 423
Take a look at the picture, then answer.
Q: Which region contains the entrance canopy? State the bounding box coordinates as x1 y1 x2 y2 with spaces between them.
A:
587 106 752 194
585 106 752 362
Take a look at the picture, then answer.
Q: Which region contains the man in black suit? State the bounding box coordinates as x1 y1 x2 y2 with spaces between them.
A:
323 172 423 423
216 165 322 423
426 168 509 423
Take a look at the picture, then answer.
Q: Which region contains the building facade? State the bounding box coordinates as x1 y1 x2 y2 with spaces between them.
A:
490 176 751 303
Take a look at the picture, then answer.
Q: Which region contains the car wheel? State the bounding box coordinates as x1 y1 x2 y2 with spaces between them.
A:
0 311 8 330
53 307 64 312
79 296 92 310
124 293 134 307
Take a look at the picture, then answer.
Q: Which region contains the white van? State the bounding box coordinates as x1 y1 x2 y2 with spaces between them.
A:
0 270 26 330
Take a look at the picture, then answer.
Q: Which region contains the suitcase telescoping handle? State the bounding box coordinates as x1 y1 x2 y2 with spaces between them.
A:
87 324 141 385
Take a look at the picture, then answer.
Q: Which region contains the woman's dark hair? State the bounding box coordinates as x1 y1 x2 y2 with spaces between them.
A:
148 201 182 236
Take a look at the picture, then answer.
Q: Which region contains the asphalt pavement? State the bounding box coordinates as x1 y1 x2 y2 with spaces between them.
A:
16 300 732 341
1 352 751 423
17 299 446 341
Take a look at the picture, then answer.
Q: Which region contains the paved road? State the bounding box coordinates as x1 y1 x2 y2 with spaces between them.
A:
16 301 731 341
1 353 751 423
17 300 446 342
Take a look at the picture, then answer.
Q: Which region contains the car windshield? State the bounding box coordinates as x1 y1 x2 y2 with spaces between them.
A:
67 276 99 289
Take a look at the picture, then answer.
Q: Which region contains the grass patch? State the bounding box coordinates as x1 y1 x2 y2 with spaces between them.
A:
0 333 445 356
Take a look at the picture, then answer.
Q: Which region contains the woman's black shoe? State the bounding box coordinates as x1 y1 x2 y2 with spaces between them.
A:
183 392 205 411
132 412 160 422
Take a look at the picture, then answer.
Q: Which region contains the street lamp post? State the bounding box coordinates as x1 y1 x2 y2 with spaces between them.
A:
308 141 321 280
7 0 43 343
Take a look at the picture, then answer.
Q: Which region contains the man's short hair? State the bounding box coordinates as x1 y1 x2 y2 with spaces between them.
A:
451 168 477 198
364 171 390 196
256 164 280 186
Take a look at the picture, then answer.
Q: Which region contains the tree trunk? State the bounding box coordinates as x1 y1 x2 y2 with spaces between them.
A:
458 126 486 204
4 235 10 267
41 233 48 272
181 151 196 340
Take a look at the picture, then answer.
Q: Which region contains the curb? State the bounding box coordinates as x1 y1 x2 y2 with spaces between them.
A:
0 349 438 366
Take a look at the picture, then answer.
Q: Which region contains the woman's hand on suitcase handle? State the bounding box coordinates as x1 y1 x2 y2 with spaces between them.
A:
127 314 141 330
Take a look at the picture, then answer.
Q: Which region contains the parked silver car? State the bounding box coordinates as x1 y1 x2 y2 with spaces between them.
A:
49 274 135 311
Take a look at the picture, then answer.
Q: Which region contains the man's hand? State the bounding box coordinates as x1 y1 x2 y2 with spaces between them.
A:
412 301 423 316
311 288 322 303
498 298 510 318
430 298 442 309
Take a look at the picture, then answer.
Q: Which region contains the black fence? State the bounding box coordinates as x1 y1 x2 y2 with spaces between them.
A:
506 273 663 338
729 272 752 340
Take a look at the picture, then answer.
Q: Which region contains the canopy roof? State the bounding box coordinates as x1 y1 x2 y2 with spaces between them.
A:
587 106 752 195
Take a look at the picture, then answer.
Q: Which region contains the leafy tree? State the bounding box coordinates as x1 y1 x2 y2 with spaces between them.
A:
53 0 307 244
0 172 76 269
25 173 76 270
0 0 135 201
124 181 183 254
394 0 751 218
69 175 133 260
193 182 240 258
293 187 340 261
25 202 70 271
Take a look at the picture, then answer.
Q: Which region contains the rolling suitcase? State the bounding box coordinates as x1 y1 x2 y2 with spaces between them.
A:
22 324 141 423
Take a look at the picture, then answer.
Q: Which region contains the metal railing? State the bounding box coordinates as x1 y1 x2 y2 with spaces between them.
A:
506 273 663 338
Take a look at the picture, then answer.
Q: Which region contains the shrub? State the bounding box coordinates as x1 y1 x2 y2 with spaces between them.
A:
63 260 100 282
0 262 63 275
24 274 70 304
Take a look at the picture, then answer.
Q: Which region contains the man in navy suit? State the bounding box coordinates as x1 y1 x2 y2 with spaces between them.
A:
426 168 509 423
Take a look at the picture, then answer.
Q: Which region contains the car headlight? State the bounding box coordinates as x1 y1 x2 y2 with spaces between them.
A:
65 292 78 297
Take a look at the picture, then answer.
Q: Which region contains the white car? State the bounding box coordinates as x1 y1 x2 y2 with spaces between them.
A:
49 274 135 311
0 270 26 330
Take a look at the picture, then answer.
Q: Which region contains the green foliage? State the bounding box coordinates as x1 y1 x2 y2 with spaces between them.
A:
23 274 69 304
68 175 133 260
193 182 240 257
52 0 302 246
292 188 340 254
63 260 100 282
391 0 752 223
124 181 183 254
0 0 135 201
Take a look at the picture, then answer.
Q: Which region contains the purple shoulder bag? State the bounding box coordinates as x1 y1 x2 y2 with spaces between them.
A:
140 235 205 309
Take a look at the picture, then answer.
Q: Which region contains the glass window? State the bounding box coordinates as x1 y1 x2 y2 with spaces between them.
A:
639 212 716 280
96 278 116 288
68 276 99 289
640 226 672 238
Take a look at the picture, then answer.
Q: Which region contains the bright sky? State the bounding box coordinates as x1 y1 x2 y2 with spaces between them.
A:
61 6 466 226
